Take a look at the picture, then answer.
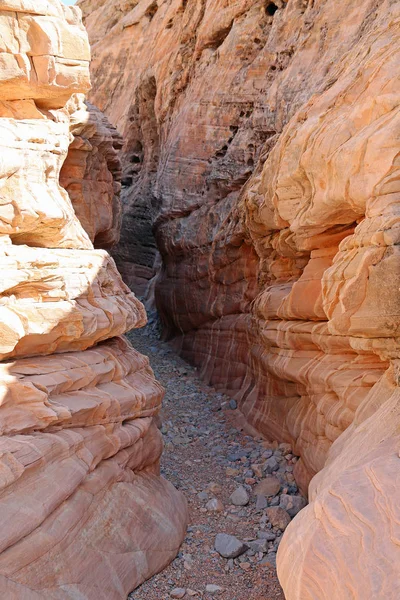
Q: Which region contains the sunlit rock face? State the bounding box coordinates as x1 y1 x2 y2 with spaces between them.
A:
81 0 400 597
0 2 187 598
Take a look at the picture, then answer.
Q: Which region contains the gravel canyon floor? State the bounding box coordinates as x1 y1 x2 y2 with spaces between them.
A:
128 318 305 600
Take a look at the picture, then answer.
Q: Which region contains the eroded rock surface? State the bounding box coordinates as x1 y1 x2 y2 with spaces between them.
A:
81 0 400 597
0 2 187 598
60 95 123 248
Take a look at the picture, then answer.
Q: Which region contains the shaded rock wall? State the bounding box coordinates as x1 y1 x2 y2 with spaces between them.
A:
81 0 400 597
0 2 187 598
60 95 123 249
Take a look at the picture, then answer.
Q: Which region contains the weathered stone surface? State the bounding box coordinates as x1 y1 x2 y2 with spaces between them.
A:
254 476 281 498
0 105 91 249
0 2 188 598
0 246 145 360
0 420 187 599
214 533 247 559
60 95 123 249
81 0 400 597
279 494 306 518
229 485 249 506
0 336 162 435
80 0 393 482
266 507 291 531
278 370 400 599
0 0 90 107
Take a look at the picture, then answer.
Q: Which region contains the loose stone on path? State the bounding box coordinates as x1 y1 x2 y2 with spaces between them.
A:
266 507 292 530
170 588 186 599
254 475 281 497
229 485 249 506
215 534 248 559
127 316 307 600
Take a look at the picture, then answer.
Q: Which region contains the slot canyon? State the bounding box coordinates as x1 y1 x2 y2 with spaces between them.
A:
0 0 399 599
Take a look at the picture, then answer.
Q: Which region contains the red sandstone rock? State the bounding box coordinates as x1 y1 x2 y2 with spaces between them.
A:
60 95 123 248
0 2 188 598
81 0 400 597
0 247 146 360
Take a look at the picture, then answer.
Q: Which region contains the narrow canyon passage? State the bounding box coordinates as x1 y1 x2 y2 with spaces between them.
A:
1 1 399 598
127 318 305 600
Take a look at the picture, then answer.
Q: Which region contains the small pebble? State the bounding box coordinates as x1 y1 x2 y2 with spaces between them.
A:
266 507 291 530
230 485 249 506
205 497 224 512
205 584 223 595
170 588 186 599
279 494 307 517
256 494 268 510
254 475 281 497
215 533 248 558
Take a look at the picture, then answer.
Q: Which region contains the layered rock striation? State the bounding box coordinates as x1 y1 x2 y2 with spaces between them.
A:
81 0 400 597
0 2 187 598
60 95 124 248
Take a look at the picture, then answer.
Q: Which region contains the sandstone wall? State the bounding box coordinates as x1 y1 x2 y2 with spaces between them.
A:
0 2 187 598
80 0 400 597
60 95 123 249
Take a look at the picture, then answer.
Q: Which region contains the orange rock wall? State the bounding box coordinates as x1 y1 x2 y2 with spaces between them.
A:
60 95 123 249
0 2 187 598
81 0 400 597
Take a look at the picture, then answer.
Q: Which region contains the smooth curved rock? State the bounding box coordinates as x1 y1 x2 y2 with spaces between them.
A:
0 2 188 598
0 112 91 249
0 419 187 600
278 369 400 599
79 0 394 480
0 336 163 435
0 246 145 360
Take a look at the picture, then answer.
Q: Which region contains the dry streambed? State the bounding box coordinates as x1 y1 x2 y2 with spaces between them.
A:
128 323 306 600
